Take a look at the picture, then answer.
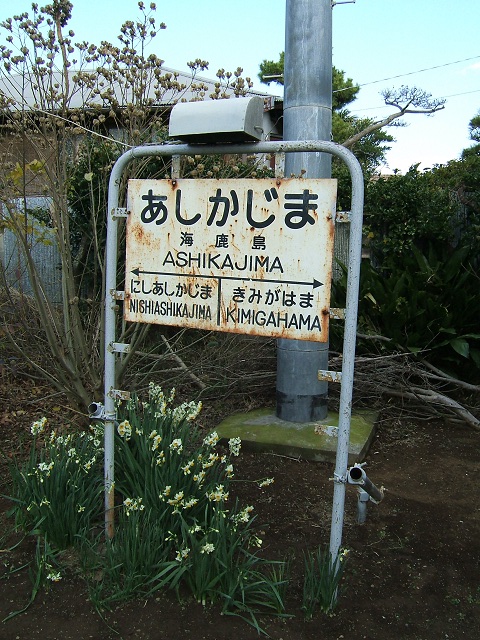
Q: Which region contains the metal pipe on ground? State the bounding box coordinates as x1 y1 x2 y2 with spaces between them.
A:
356 489 370 525
348 464 385 504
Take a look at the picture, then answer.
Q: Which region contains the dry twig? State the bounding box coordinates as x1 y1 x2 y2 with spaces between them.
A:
330 351 479 430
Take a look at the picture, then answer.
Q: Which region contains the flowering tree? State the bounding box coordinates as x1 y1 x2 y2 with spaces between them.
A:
0 1 256 410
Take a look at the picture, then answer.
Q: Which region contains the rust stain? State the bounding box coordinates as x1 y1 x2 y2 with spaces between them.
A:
219 297 229 324
255 261 266 281
131 222 145 243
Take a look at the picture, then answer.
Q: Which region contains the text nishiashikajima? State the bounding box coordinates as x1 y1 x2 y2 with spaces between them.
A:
124 178 337 341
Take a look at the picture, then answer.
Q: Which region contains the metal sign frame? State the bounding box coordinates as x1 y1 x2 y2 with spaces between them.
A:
103 140 364 564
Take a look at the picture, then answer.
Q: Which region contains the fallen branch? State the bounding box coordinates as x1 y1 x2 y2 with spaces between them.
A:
412 387 480 431
328 351 480 431
357 332 392 343
379 386 480 431
419 360 480 393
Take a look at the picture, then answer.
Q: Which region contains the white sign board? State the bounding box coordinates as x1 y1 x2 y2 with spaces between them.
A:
124 178 337 342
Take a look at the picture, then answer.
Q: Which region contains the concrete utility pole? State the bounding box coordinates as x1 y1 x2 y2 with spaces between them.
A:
277 0 333 423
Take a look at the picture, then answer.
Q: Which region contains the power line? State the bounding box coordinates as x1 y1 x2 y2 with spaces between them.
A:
351 88 480 114
439 88 480 100
334 54 480 94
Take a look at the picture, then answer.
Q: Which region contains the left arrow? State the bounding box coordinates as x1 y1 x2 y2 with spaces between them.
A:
131 268 323 288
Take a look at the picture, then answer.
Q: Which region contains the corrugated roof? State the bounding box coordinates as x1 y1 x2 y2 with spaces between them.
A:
0 65 281 111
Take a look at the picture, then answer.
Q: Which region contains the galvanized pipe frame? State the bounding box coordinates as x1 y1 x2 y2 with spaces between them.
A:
104 139 364 560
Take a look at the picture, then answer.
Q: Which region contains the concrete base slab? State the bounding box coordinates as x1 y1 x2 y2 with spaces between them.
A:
216 408 377 464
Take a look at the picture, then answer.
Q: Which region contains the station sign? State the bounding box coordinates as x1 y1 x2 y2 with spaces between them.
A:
124 178 337 342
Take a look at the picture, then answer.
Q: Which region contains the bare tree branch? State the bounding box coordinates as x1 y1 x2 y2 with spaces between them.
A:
160 335 207 391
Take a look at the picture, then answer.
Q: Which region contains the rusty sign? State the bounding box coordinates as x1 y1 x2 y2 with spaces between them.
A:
124 178 337 341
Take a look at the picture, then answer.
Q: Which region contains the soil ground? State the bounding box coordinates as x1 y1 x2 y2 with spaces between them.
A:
1 376 479 640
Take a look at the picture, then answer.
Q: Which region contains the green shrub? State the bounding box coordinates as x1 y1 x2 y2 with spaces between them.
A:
333 243 480 381
364 165 457 263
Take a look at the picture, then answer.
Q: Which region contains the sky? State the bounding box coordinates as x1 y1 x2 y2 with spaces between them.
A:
1 0 479 173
